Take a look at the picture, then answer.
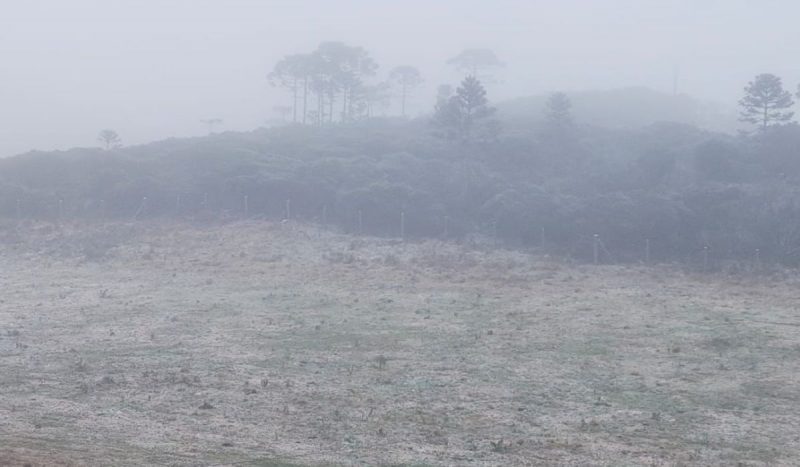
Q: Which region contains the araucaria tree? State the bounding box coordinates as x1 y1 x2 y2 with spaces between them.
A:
446 49 503 81
358 82 392 118
388 66 423 117
270 42 378 125
433 75 498 143
310 42 378 124
97 129 121 150
268 53 313 123
739 74 795 130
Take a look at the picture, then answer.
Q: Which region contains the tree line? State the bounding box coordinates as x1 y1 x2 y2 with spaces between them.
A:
267 44 505 124
15 41 800 269
97 45 799 152
269 42 800 136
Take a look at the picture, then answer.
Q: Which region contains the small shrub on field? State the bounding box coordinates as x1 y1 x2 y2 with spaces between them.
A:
323 251 356 264
490 439 513 453
374 355 388 369
485 257 525 272
382 253 400 266
411 252 478 271
98 375 115 385
81 241 112 261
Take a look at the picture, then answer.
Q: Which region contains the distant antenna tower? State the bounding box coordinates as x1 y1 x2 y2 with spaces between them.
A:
200 118 223 135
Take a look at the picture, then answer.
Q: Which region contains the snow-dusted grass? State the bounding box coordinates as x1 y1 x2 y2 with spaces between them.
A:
1 221 799 466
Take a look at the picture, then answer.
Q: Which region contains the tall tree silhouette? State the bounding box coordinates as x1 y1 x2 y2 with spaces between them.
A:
97 129 121 150
446 49 503 81
433 76 497 142
388 66 423 117
739 74 794 130
544 92 573 130
312 42 377 123
271 42 379 125
268 54 310 123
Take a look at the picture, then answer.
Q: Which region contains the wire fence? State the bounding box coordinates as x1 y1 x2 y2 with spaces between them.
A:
0 193 784 272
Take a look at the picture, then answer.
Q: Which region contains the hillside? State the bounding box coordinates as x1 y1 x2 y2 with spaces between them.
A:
497 87 738 133
1 116 800 266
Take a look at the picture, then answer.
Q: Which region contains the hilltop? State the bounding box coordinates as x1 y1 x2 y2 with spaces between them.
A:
1 108 799 266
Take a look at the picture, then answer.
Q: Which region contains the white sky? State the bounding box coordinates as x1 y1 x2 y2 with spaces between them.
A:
1 0 798 156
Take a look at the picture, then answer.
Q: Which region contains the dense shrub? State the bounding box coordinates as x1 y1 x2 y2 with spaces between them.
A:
1 117 799 266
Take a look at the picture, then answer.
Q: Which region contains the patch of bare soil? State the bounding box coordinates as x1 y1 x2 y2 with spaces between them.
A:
1 220 799 466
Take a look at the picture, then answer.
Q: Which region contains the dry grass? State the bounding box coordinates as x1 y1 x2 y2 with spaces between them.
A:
1 220 799 466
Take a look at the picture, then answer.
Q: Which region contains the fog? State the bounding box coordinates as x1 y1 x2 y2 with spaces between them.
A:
6 2 800 465
2 0 798 157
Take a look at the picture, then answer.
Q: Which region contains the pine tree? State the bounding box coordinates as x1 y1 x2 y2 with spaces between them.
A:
544 92 574 131
433 76 498 142
739 74 794 130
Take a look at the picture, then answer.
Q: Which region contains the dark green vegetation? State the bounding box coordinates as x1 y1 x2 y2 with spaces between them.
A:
3 99 800 267
3 45 800 268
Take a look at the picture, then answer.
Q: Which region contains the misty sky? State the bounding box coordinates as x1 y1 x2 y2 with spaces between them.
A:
1 0 799 157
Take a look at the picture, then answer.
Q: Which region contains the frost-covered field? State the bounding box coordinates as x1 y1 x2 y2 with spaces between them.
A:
1 221 799 466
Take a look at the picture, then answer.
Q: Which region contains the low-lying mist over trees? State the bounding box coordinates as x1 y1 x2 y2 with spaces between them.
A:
4 1 800 157
5 3 800 465
2 40 800 268
3 2 800 269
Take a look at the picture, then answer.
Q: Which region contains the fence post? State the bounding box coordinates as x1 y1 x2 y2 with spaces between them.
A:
400 211 405 240
133 196 147 220
645 238 651 264
243 195 249 218
593 234 600 265
443 215 449 238
285 199 292 220
540 227 546 250
754 248 761 271
703 245 709 272
58 198 64 223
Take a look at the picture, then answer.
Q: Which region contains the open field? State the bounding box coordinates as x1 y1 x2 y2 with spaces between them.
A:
1 221 800 466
